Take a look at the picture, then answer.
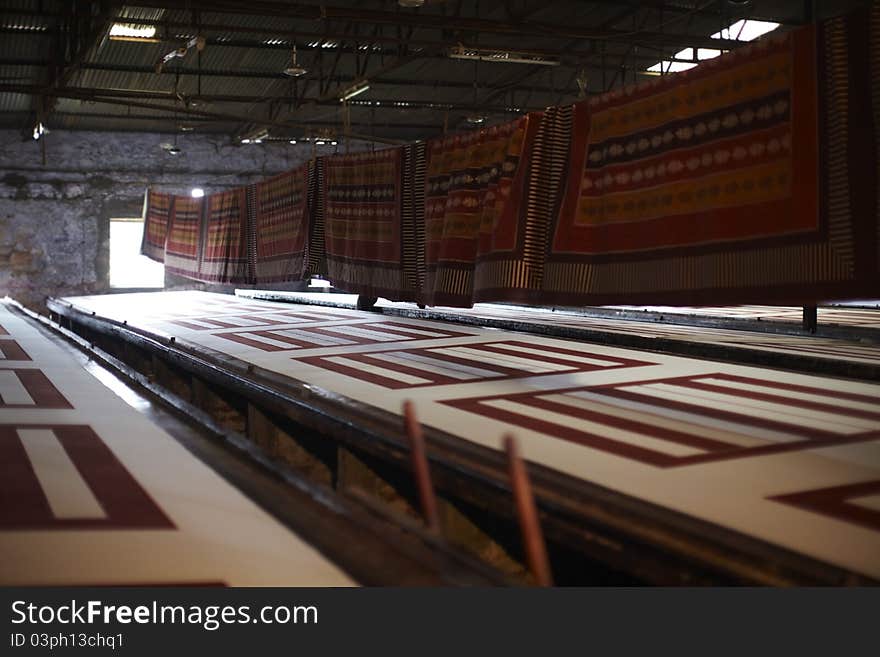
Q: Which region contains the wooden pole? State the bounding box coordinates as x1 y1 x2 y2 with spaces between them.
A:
503 434 553 586
403 400 440 532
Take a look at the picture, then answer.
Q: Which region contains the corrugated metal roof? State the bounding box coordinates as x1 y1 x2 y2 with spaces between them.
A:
0 91 31 114
0 31 50 60
0 0 812 140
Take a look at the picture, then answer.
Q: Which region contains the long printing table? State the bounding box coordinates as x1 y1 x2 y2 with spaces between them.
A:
0 300 355 586
52 291 880 584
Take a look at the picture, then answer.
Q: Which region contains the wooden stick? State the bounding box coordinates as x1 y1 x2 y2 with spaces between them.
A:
403 400 440 532
503 434 553 586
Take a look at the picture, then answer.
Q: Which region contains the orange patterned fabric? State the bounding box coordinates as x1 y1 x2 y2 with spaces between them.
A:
537 10 878 306
320 147 423 300
422 116 536 306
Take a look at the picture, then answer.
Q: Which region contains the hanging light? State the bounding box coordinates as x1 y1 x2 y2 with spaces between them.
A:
576 69 588 99
283 44 308 77
464 60 484 126
399 0 425 6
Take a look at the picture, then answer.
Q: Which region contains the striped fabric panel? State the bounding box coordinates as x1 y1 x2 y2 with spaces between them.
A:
467 107 572 304
199 188 251 284
253 167 309 284
245 183 258 283
164 195 204 279
324 148 412 300
307 158 327 275
140 189 171 263
822 14 855 269
422 117 531 306
401 142 427 296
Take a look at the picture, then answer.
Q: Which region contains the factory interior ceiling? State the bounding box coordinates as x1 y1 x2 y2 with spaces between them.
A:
0 0 857 145
1 0 880 597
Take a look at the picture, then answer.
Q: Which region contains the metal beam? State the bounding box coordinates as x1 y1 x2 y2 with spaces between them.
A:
0 61 581 92
106 1 751 50
29 1 119 134
0 83 541 112
0 83 405 144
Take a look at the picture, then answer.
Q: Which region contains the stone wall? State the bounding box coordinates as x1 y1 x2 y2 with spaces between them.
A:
0 129 363 309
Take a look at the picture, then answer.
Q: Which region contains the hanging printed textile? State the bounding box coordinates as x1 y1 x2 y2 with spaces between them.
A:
198 187 251 284
321 147 420 300
306 158 326 276
422 115 538 306
140 189 172 263
163 195 204 280
541 8 879 306
252 165 310 283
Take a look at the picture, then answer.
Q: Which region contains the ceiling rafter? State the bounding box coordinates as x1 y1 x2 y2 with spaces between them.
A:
96 2 751 50
0 1 806 140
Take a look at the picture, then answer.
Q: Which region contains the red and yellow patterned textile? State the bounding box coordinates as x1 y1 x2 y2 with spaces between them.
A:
253 166 309 283
164 195 204 280
199 188 250 284
140 189 171 263
322 148 418 299
422 116 537 306
541 9 879 305
138 4 878 304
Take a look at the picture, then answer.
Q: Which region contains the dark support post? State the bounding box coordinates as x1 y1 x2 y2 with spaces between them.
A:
402 400 441 533
803 305 817 333
503 434 553 587
356 295 378 311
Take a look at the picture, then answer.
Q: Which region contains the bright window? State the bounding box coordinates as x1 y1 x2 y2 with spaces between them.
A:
645 19 780 75
109 218 164 288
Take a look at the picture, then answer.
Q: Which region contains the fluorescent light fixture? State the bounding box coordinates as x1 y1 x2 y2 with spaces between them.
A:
331 140 338 146
315 140 326 146
240 128 268 145
32 121 45 140
449 44 560 66
339 81 370 102
289 139 297 144
398 0 425 7
645 19 779 75
109 23 158 41
190 187 204 198
465 114 485 125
